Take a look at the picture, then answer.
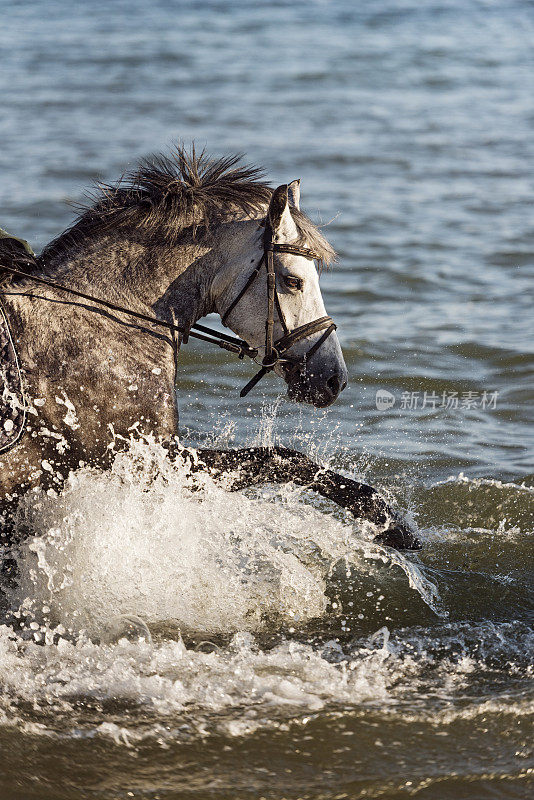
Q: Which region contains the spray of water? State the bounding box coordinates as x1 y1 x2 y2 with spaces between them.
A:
8 436 437 640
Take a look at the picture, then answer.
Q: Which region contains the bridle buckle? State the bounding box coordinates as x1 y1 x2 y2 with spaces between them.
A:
261 350 279 370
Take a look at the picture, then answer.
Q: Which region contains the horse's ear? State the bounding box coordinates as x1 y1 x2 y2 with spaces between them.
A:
268 184 298 241
287 179 300 210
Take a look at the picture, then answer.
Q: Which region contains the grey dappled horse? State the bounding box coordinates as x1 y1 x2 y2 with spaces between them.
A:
0 147 419 551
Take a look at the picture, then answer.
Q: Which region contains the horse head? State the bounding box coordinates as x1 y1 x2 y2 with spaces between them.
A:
214 182 348 408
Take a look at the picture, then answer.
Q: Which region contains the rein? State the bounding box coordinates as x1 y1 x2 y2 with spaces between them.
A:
0 226 336 398
0 264 258 357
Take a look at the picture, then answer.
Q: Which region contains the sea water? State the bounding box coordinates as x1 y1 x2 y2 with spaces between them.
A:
0 1 532 797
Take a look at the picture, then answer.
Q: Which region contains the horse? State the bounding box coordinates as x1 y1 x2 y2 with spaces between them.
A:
0 146 420 553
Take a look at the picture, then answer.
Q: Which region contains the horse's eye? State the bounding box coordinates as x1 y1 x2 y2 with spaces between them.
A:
283 275 303 291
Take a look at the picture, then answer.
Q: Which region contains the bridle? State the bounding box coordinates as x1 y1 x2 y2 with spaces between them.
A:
222 223 336 396
0 222 336 398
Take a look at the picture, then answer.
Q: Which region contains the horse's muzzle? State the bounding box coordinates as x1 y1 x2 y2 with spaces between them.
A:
286 365 348 408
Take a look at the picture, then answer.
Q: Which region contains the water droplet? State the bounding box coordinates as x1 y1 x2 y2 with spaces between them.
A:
101 615 152 645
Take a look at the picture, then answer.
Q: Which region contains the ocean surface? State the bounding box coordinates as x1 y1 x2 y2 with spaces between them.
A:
0 1 533 798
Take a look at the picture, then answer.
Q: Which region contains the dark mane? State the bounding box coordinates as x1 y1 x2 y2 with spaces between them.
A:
39 145 336 267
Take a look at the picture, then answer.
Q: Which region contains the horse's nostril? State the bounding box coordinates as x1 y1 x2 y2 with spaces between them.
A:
327 374 343 396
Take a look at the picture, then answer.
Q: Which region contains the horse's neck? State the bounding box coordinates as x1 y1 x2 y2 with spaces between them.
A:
5 231 200 441
143 220 260 328
0 220 260 470
41 228 219 332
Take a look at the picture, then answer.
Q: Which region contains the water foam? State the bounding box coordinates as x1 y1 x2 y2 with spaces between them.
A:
430 473 534 494
0 618 529 744
0 626 393 741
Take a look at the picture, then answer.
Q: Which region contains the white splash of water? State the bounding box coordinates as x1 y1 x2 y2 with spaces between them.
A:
11 438 436 639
